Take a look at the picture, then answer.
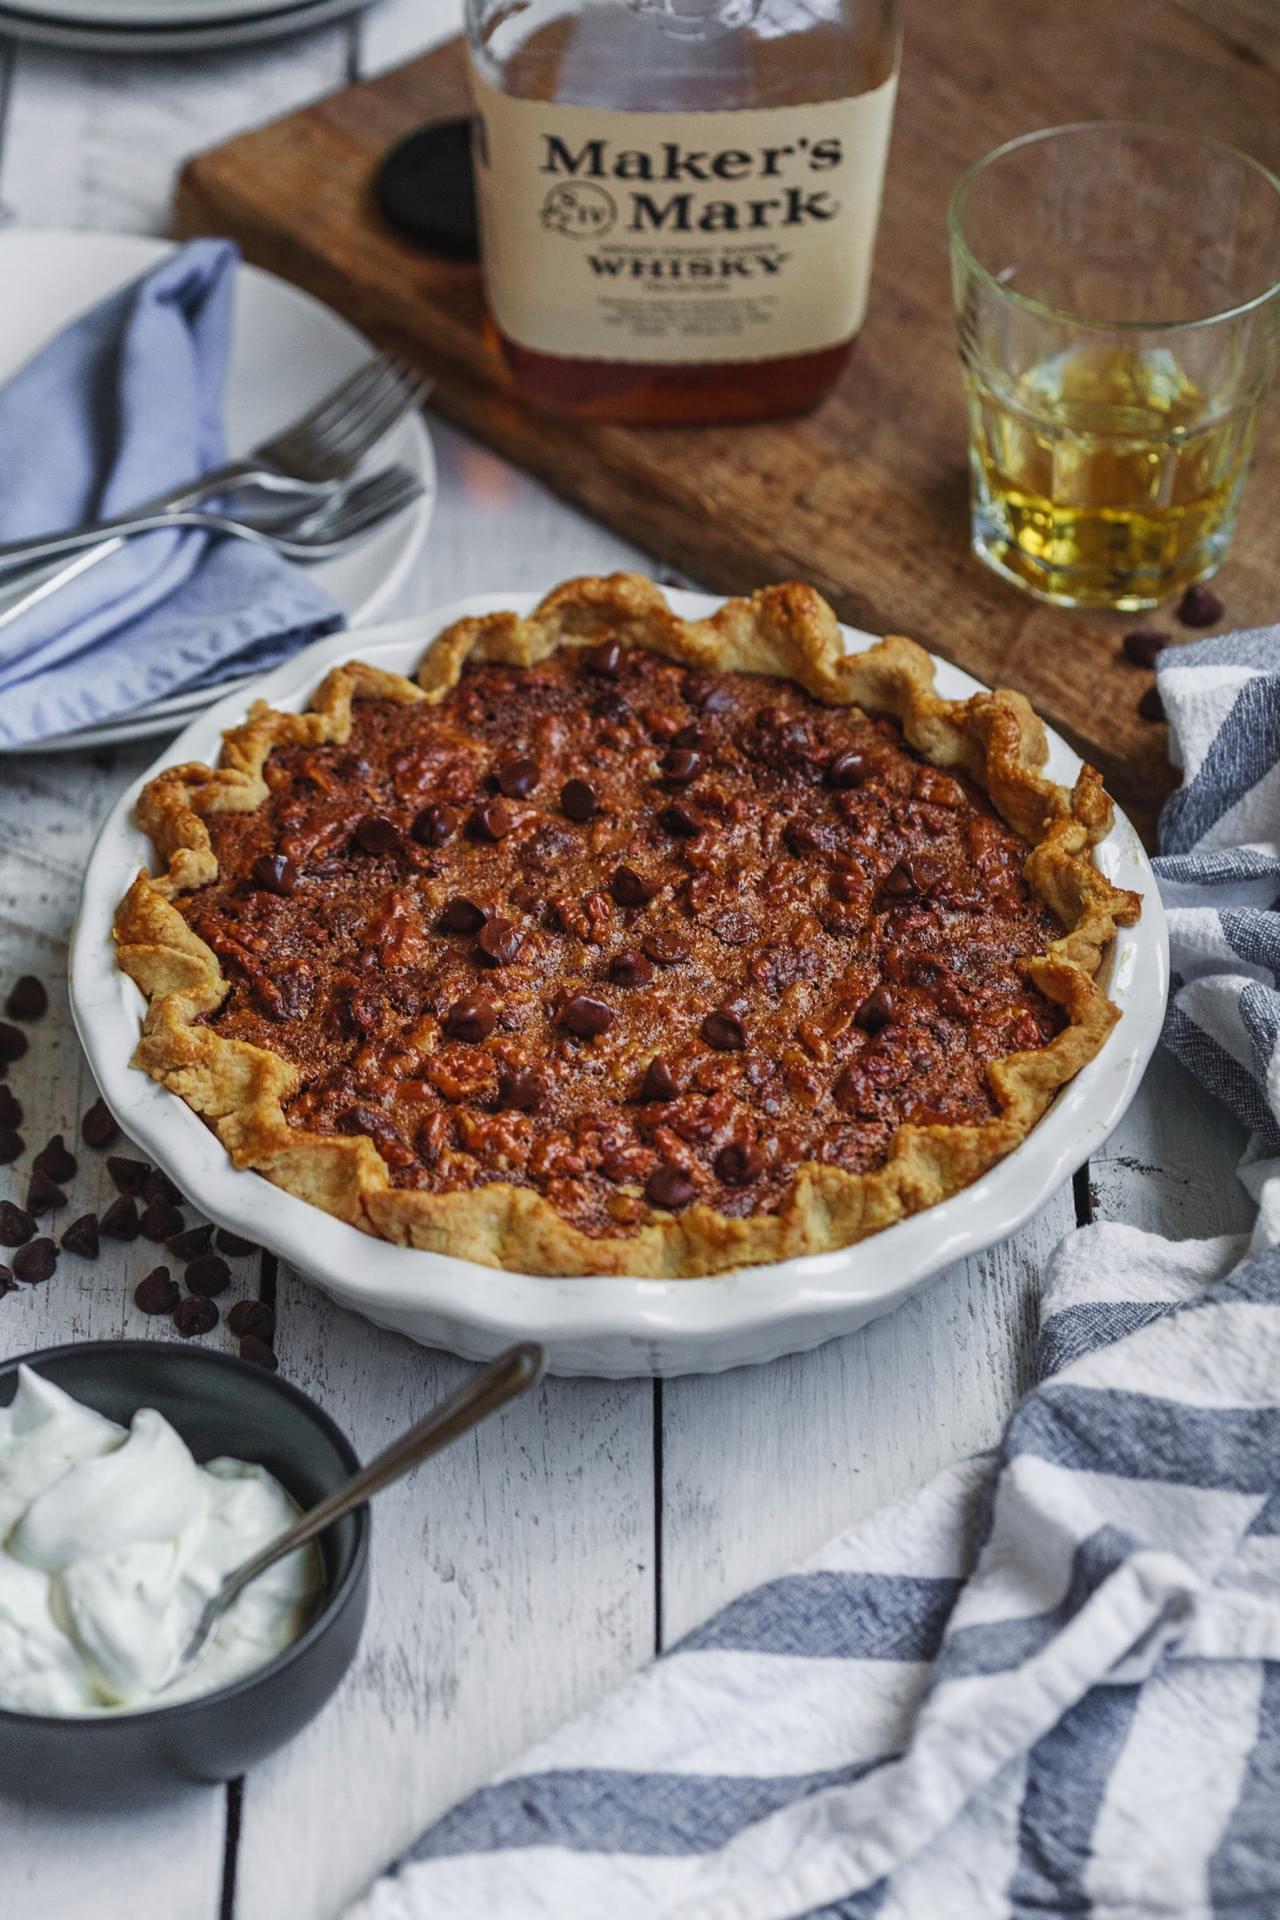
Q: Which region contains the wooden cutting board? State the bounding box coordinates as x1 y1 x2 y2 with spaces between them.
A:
175 0 1280 844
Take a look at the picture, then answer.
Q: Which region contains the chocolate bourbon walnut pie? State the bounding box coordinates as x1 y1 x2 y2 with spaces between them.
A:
115 575 1141 1278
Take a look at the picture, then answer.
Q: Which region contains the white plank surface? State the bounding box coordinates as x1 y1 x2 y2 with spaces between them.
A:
234 1286 655 1920
0 13 1257 1916
0 744 229 1920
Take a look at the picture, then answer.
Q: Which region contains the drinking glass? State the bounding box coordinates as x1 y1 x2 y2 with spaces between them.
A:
948 123 1280 610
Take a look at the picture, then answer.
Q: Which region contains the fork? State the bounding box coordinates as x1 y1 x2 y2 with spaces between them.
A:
0 354 431 574
0 354 429 633
0 467 425 637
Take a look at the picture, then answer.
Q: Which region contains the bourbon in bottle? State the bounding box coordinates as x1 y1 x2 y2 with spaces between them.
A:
466 0 900 424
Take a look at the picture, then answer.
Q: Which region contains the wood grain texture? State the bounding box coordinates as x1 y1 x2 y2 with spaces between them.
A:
233 1275 655 1920
0 25 353 235
0 741 230 1920
174 0 1280 844
1088 1044 1255 1239
1175 0 1280 68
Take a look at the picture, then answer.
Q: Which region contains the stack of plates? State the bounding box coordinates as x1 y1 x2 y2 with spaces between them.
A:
0 0 374 54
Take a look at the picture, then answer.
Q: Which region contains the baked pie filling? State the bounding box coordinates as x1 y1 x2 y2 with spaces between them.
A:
116 576 1140 1276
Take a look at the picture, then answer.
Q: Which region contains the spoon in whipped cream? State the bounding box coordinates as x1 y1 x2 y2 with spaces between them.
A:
178 1341 544 1681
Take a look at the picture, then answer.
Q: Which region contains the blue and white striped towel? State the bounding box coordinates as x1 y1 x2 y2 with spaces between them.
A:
352 622 1280 1920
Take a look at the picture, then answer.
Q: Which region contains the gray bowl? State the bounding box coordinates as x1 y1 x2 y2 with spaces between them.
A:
0 1340 370 1806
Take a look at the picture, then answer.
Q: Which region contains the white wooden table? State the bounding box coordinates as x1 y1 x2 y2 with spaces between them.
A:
0 7 1256 1915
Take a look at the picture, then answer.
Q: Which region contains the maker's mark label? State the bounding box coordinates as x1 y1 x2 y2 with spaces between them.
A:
469 67 898 365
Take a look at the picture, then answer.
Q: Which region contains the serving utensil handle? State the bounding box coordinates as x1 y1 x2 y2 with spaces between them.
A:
213 1342 546 1618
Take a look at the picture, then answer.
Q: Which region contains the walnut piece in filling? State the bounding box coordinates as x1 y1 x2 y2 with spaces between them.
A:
178 646 1065 1240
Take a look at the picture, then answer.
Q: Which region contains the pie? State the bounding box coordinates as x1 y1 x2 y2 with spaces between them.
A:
116 574 1141 1278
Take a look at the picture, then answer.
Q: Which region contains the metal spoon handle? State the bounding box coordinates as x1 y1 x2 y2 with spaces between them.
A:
215 1343 544 1618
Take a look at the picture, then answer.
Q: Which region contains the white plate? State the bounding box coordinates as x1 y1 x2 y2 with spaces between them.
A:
70 590 1169 1377
0 231 434 753
0 0 374 51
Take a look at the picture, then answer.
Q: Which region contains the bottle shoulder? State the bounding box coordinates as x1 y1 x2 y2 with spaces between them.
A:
468 0 899 109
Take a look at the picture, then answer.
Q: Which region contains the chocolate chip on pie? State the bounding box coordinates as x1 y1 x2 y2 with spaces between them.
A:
116 576 1139 1278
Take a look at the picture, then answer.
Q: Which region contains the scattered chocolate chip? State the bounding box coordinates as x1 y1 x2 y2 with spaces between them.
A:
185 1253 231 1298
251 851 298 896
0 1022 27 1063
228 1299 276 1340
0 1086 20 1129
495 755 540 799
609 950 653 988
143 1170 182 1208
1177 583 1225 628
0 1201 34 1246
239 1333 279 1371
446 993 497 1043
0 1265 12 1296
80 1098 118 1149
672 722 710 750
60 1213 100 1259
497 1065 544 1113
215 1228 259 1259
829 749 875 789
701 1009 745 1051
173 1295 218 1339
475 799 520 842
26 1169 66 1216
644 931 690 968
141 1200 184 1243
658 802 703 839
646 1165 696 1210
477 917 522 967
0 1128 23 1165
560 994 615 1039
13 1237 56 1284
100 1196 140 1241
6 975 47 1021
660 747 701 786
354 815 402 855
880 861 914 899
1138 686 1166 723
639 1056 678 1103
854 985 895 1033
107 1156 150 1197
715 1142 765 1185
134 1267 180 1315
560 778 599 823
167 1224 214 1261
611 865 659 908
441 895 489 935
1122 628 1169 669
586 639 622 678
33 1135 77 1184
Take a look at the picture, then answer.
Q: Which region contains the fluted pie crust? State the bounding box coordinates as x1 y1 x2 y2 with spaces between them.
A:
115 574 1141 1278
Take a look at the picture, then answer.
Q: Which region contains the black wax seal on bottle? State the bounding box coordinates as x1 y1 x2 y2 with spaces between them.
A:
375 117 479 260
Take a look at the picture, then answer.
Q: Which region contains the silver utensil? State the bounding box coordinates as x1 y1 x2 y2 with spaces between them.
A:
0 355 431 573
0 468 426 636
0 354 430 632
179 1343 545 1681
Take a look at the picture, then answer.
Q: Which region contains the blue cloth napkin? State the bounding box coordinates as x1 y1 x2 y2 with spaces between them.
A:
350 623 1280 1920
0 238 344 747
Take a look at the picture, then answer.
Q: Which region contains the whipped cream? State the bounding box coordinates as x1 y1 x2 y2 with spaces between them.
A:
0 1366 323 1716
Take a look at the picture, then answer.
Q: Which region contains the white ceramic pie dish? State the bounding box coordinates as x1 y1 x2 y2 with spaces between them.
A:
70 588 1169 1377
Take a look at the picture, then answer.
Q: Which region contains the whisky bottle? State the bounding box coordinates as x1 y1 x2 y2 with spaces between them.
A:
466 0 900 424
